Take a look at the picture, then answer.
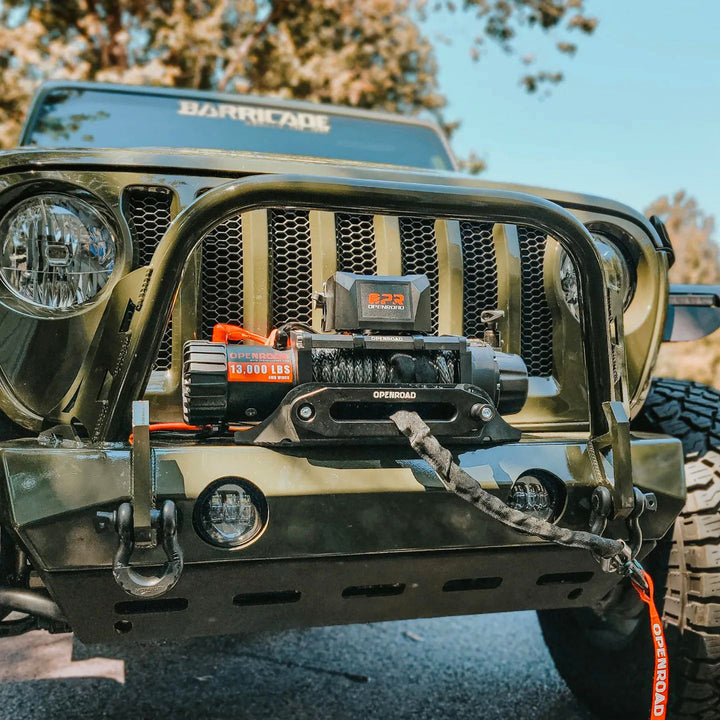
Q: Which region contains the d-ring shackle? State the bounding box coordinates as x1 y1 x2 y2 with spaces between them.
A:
112 500 184 598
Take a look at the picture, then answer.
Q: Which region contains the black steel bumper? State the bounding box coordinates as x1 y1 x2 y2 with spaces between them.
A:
0 432 684 643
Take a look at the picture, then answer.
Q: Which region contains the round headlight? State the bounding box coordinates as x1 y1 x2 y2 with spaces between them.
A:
194 478 268 548
0 194 116 309
559 235 634 321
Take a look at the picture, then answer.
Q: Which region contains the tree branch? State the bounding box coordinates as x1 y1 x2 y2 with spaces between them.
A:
217 0 287 92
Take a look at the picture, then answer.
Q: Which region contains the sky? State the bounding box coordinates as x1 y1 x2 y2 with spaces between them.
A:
429 1 720 222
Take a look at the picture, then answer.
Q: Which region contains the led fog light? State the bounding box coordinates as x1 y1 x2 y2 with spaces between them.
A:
194 478 268 548
506 472 564 522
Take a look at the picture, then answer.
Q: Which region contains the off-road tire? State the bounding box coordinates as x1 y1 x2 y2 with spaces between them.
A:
539 378 720 719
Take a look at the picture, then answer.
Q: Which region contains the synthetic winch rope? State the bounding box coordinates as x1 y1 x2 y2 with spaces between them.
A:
391 410 668 720
313 349 457 385
390 410 624 559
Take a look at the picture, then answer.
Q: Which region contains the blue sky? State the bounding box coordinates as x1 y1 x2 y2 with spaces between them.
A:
429 1 720 222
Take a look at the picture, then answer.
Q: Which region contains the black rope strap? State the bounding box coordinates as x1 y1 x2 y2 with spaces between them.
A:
390 410 625 560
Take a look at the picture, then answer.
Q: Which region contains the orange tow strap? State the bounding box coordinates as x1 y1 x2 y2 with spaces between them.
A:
631 568 669 720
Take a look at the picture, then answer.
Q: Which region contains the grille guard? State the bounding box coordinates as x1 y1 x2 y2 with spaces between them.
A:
53 175 635 516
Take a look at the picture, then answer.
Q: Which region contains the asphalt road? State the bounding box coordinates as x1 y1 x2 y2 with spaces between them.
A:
0 612 596 720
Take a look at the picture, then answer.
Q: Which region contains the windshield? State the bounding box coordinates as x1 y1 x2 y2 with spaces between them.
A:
23 87 454 171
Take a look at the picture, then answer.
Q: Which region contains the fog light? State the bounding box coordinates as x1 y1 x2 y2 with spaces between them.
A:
194 478 268 548
506 472 563 522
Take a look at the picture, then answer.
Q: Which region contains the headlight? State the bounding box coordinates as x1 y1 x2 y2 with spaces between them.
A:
559 235 634 320
194 478 268 548
0 194 116 309
559 251 579 319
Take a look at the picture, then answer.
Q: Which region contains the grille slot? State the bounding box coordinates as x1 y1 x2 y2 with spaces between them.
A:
125 187 173 266
269 209 313 326
517 225 554 376
460 221 498 338
124 187 173 370
335 213 377 275
399 217 439 333
200 214 244 340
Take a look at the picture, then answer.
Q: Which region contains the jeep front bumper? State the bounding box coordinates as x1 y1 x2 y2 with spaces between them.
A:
0 433 684 643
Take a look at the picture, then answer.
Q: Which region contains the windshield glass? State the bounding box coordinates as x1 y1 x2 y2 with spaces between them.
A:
23 88 454 171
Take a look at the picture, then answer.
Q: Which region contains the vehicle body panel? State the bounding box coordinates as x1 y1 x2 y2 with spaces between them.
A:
664 284 720 341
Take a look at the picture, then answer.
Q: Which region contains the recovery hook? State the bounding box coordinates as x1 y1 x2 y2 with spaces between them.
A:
627 486 657 559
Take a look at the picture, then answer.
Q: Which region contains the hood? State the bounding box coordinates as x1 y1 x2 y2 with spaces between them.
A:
0 145 654 239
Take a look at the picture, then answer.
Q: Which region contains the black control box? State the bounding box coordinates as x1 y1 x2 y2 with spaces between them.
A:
318 272 432 332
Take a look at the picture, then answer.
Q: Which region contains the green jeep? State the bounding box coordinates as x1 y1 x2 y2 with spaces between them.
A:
0 81 718 718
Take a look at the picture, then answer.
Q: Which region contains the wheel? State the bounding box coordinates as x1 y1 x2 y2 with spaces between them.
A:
538 378 720 719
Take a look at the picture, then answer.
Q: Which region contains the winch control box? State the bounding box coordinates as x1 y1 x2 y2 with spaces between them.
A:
316 272 431 332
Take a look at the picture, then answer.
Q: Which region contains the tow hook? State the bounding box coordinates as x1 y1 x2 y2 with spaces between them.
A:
95 400 184 598
589 485 657 559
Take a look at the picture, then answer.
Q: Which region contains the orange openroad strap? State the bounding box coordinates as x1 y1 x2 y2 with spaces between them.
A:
632 569 669 720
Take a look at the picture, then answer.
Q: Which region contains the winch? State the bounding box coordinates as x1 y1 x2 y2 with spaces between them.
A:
182 272 529 429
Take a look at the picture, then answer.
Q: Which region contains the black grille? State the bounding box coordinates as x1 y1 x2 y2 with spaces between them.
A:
200 214 243 340
124 192 556 378
335 213 377 275
124 187 174 370
399 217 439 333
270 209 313 326
460 221 498 338
517 225 554 376
125 187 173 265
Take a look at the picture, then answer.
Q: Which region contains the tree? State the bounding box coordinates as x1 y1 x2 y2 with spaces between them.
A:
649 191 720 386
0 0 598 152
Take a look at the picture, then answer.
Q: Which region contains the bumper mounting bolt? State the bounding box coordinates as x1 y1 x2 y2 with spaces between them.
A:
298 403 315 421
471 403 495 423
